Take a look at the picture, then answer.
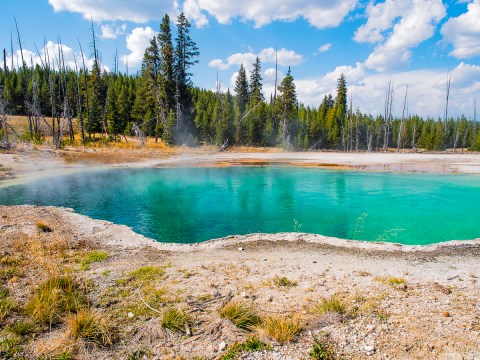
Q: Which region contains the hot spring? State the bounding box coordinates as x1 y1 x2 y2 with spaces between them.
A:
1 166 479 245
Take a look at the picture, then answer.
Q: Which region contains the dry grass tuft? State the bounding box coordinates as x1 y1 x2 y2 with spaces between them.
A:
374 276 406 286
34 333 75 359
66 308 114 346
313 294 347 315
219 301 261 330
25 275 86 325
257 315 301 343
35 220 53 233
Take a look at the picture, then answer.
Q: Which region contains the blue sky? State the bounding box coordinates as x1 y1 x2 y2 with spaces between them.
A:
1 0 479 117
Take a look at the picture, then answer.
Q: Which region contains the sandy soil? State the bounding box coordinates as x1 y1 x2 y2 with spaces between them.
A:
1 205 479 359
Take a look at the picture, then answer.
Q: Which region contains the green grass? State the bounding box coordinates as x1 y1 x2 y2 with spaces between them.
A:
272 276 298 288
0 331 23 359
25 275 86 325
0 297 17 322
373 276 406 286
7 320 37 336
79 251 109 270
219 301 261 330
220 336 268 360
129 266 165 282
161 307 191 334
313 295 347 315
310 336 338 359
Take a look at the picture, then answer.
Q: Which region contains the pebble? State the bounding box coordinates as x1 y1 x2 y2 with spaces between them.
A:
218 341 227 351
238 247 244 251
365 344 375 356
127 312 134 318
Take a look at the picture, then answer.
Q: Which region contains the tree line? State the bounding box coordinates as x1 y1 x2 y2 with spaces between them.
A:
0 14 479 151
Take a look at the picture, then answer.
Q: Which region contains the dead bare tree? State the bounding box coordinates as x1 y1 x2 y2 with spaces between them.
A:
78 40 90 139
444 71 451 134
397 84 408 152
473 98 477 147
14 17 34 138
175 78 182 137
73 53 86 145
0 86 10 148
355 108 360 152
383 80 394 152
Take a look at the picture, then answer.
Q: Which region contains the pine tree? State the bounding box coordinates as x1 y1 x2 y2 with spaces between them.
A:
249 57 263 103
234 64 249 114
158 14 174 112
333 74 347 149
86 60 104 136
277 67 297 145
215 89 234 145
174 13 199 99
106 78 120 139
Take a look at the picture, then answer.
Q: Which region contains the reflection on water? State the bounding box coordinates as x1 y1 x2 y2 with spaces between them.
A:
0 167 479 245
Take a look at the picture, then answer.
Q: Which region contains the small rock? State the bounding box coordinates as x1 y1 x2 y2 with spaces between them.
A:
219 341 227 351
263 258 267 261
127 312 134 318
365 345 375 355
241 291 248 298
238 247 244 251
313 260 317 264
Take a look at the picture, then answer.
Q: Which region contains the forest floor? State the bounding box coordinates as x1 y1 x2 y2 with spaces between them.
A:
0 205 479 359
1 145 480 359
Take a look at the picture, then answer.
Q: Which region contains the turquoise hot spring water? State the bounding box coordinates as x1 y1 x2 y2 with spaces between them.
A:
0 166 479 245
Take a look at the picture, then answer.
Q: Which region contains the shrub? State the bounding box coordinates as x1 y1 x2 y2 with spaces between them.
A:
66 308 114 346
258 315 301 343
161 307 191 334
219 301 261 330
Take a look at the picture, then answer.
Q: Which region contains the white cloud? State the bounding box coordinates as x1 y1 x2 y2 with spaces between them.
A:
1 41 110 72
100 23 127 39
120 27 157 68
209 47 303 71
48 0 357 28
183 0 357 28
48 0 175 23
318 43 332 52
355 0 446 72
441 1 480 59
294 62 480 118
